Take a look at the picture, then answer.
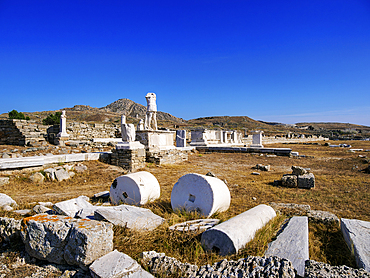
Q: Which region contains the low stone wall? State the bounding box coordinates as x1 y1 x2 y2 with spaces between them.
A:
146 148 190 165
0 120 48 146
242 135 328 145
110 148 146 172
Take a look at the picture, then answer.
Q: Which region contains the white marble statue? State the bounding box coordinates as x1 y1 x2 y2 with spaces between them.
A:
137 119 144 131
144 92 157 130
121 115 135 142
57 110 69 138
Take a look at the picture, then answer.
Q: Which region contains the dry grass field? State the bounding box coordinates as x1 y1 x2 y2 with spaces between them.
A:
1 140 369 275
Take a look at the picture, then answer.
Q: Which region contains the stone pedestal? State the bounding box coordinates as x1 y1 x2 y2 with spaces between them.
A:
176 130 186 147
136 130 175 148
111 142 146 172
250 130 263 148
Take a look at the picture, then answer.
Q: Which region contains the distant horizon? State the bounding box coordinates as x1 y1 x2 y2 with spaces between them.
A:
1 1 369 126
1 97 369 127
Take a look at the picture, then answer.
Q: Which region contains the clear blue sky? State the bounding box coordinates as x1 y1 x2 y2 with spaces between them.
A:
1 1 369 125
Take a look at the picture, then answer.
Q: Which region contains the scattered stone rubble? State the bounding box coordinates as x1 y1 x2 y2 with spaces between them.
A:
274 166 315 189
305 260 370 278
141 250 296 278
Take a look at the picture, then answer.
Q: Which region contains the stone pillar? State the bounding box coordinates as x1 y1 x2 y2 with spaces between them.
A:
250 130 263 148
176 130 186 147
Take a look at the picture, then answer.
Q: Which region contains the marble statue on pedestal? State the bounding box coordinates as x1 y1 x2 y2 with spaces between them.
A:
144 92 157 131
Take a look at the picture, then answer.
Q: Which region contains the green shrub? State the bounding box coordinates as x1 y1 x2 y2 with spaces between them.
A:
42 112 62 125
8 109 30 120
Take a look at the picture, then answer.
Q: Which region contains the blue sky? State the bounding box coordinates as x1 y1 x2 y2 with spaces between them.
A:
1 1 369 125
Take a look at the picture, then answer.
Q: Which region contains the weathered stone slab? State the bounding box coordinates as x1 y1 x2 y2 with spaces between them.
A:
55 168 71 181
0 193 17 210
0 153 101 170
94 205 165 231
29 172 45 183
53 196 94 218
297 173 315 189
265 216 309 277
291 165 307 175
201 204 276 255
21 214 113 269
169 219 219 232
341 218 370 272
308 210 339 225
89 249 154 278
44 168 56 181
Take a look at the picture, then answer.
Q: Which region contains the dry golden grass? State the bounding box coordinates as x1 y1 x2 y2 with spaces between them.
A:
1 140 369 273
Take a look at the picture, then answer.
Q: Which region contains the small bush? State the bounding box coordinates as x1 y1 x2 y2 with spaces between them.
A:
42 112 62 125
8 109 30 120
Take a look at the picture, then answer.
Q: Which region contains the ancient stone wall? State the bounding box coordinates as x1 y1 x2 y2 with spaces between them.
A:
146 148 190 165
0 120 48 146
110 148 146 172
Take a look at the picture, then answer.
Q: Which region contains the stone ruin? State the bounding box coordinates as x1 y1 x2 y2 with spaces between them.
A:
274 166 315 189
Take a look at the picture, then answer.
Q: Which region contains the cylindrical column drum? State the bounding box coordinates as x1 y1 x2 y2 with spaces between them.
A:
171 173 230 217
110 171 160 206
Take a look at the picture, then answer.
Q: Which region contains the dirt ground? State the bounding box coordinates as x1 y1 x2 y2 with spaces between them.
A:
0 140 369 276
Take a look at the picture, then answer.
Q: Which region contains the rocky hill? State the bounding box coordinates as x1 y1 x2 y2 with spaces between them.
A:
100 98 185 123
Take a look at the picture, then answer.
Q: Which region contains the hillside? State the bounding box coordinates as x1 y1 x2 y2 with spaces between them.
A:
1 99 369 139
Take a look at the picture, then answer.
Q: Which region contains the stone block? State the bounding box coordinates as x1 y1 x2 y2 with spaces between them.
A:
201 204 276 255
265 216 309 277
110 171 160 206
292 165 307 175
21 214 113 269
53 196 94 218
341 218 370 272
55 168 71 181
308 210 339 225
297 173 315 189
94 204 165 231
176 130 186 147
29 172 45 183
89 250 154 278
171 173 230 217
281 174 297 188
0 193 17 210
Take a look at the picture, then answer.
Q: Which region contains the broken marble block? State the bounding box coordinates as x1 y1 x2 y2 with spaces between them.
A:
29 172 45 184
169 219 220 232
53 196 94 218
55 168 71 181
171 173 230 217
265 216 309 277
201 204 276 255
110 171 160 206
341 218 370 272
44 168 56 181
297 173 315 189
21 214 113 269
291 166 307 176
89 249 154 278
0 193 17 210
94 204 165 231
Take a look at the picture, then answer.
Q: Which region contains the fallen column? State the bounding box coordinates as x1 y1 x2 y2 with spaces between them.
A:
171 173 230 217
201 204 276 255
